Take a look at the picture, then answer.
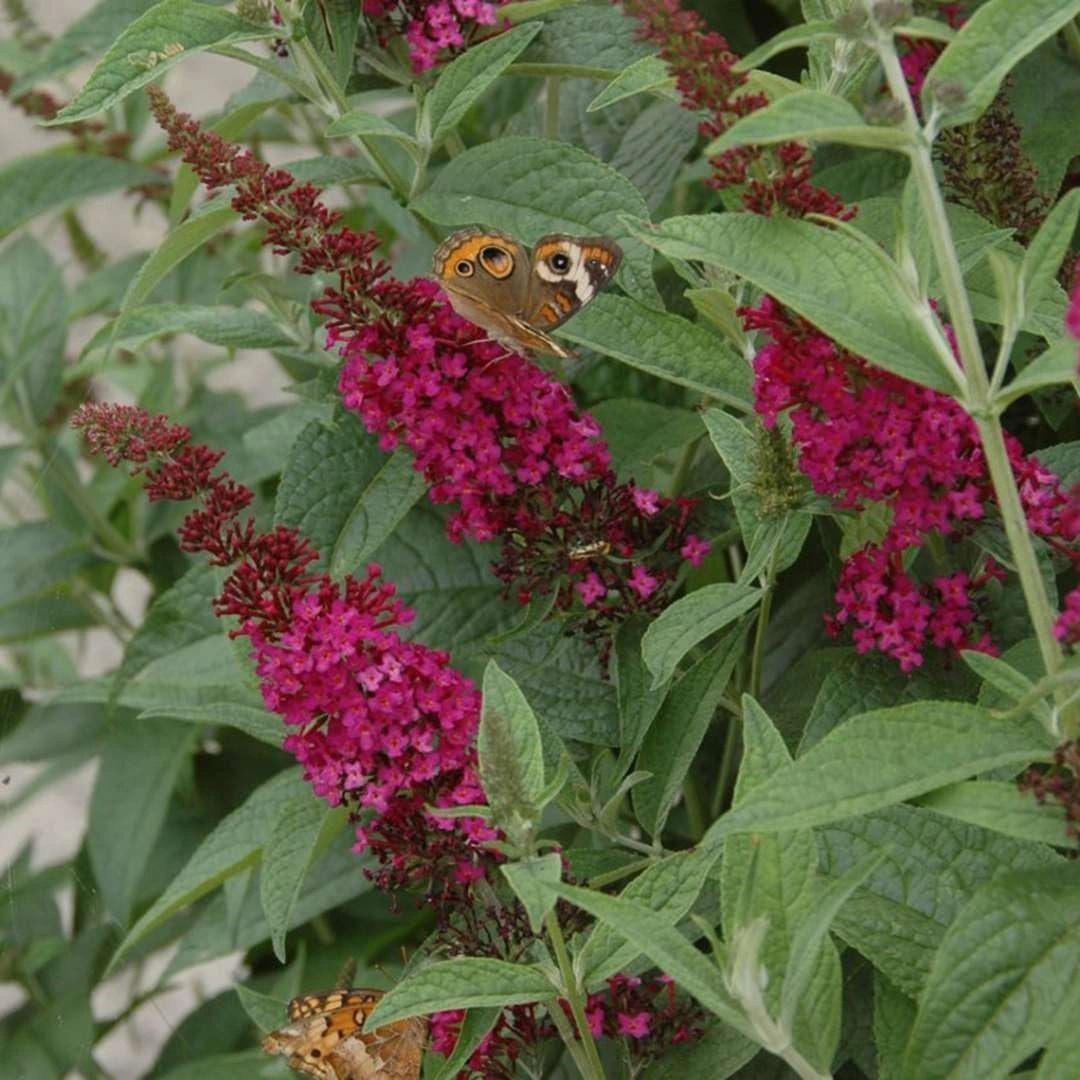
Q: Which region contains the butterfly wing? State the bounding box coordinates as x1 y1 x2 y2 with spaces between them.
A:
525 234 623 336
264 990 424 1080
433 226 536 348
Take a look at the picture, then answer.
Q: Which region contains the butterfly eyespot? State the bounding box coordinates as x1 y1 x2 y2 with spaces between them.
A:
455 260 474 277
479 246 513 278
550 252 570 272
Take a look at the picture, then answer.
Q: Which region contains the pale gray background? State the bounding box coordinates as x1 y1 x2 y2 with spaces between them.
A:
2 3 289 1076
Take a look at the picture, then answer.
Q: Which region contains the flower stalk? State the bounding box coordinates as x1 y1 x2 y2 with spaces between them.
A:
868 5 1065 682
545 910 606 1079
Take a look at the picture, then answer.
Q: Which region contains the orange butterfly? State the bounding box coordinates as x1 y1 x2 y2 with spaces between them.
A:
262 988 426 1079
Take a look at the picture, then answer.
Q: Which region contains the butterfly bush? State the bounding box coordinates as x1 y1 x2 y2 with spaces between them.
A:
624 0 1077 669
361 0 504 72
71 402 496 898
149 88 705 649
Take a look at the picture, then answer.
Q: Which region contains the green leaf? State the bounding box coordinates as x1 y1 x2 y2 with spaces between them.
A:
426 22 542 149
705 703 1053 845
275 415 427 577
325 108 421 155
635 625 748 836
109 767 308 971
0 236 68 422
580 847 720 988
874 973 917 1080
613 614 667 776
429 1007 503 1080
587 54 674 112
1036 1001 1080 1080
138 701 283 747
560 295 754 411
48 0 278 124
517 4 652 77
155 1051 274 1080
609 100 699 212
109 201 240 353
304 0 358 90
234 983 287 1034
914 781 1072 847
479 661 547 825
642 584 762 688
722 696 838 1068
82 302 296 359
0 522 95 613
960 648 1053 729
365 958 556 1028
547 880 752 1037
707 91 911 155
10 0 161 93
922 0 1080 128
260 796 340 963
779 851 886 1037
819 804 1061 997
902 863 1080 1080
88 716 198 924
0 152 161 235
995 336 1079 410
635 213 961 393
1020 188 1080 319
500 852 562 933
165 835 368 976
412 137 658 304
736 20 839 70
110 565 222 716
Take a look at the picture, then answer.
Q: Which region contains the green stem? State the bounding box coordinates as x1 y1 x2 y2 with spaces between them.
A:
544 911 605 1080
544 75 562 141
547 1000 594 1078
682 770 706 842
873 14 1064 681
711 712 740 818
668 434 702 498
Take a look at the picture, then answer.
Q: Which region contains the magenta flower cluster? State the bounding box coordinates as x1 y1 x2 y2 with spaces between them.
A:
335 278 612 543
362 0 501 73
430 973 703 1076
748 296 1073 668
72 403 497 896
250 568 494 854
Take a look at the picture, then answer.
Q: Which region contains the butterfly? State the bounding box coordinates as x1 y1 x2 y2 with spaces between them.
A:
262 988 426 1080
433 226 623 359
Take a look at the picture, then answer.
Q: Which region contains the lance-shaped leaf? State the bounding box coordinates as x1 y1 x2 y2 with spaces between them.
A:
501 852 562 933
47 1 278 125
424 21 542 149
707 91 911 155
365 958 557 1028
901 863 1080 1079
634 213 962 393
922 0 1080 128
705 703 1053 846
479 661 546 826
